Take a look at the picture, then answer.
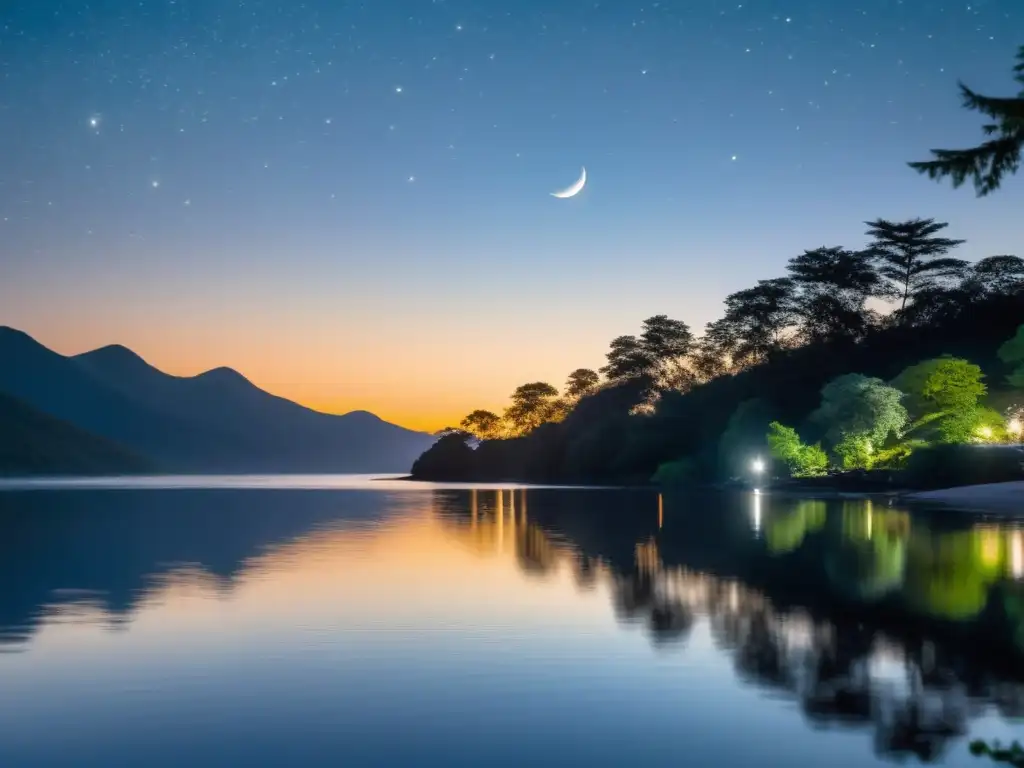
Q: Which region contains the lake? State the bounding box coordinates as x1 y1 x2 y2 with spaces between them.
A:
0 476 1022 767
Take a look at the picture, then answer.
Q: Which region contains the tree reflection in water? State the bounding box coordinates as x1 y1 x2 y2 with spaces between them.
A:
434 488 1024 764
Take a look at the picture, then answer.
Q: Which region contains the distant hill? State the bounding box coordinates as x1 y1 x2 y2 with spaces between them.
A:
0 327 435 473
0 391 153 476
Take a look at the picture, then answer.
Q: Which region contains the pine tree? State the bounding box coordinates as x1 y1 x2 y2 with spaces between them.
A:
908 45 1024 196
865 218 967 311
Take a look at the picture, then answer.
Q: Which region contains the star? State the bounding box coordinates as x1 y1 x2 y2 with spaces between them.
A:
394 85 403 93
731 155 738 161
455 24 463 31
183 199 191 206
408 175 416 183
151 180 160 188
88 116 100 128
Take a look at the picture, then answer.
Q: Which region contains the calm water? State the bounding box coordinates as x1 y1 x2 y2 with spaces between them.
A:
0 477 1022 767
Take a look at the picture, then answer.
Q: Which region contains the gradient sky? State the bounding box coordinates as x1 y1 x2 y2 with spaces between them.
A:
2 1 1023 431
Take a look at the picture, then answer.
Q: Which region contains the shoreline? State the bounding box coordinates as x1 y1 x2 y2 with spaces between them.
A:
900 481 1024 514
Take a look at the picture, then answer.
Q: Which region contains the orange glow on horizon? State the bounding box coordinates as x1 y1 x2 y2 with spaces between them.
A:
17 318 612 433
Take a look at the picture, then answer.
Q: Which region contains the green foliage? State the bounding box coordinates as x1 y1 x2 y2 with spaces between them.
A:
970 740 1024 767
909 45 1024 197
766 422 828 477
812 373 908 447
998 324 1024 387
764 500 826 554
833 433 875 470
873 439 926 469
892 358 987 436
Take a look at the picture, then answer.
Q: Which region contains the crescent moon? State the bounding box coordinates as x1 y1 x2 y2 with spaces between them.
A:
551 167 587 199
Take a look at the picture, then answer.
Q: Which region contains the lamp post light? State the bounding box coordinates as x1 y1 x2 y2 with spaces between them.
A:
750 457 766 491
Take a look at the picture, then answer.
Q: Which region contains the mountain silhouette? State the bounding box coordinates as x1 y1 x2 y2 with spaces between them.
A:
0 391 153 475
0 327 435 473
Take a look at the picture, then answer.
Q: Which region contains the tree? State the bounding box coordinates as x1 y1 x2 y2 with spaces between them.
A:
640 314 693 361
909 46 1024 197
970 255 1024 295
766 422 829 477
833 433 876 470
690 318 737 380
504 382 561 435
460 409 504 440
565 368 600 400
602 315 693 387
810 374 909 452
410 430 476 480
865 218 967 311
601 335 654 382
717 278 797 366
999 325 1024 388
894 356 987 415
640 314 694 389
893 356 991 445
787 247 884 341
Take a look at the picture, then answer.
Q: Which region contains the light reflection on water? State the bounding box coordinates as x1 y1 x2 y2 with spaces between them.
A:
0 479 1021 767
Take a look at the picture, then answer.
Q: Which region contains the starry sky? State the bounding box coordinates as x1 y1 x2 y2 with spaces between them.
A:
2 1 1022 431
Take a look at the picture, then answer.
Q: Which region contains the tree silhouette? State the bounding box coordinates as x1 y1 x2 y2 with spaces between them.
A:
640 314 693 361
691 317 738 380
909 46 1024 196
717 278 798 367
504 382 561 435
865 218 967 312
565 368 600 400
460 409 504 440
787 247 884 342
602 316 693 387
971 254 1024 295
601 335 654 382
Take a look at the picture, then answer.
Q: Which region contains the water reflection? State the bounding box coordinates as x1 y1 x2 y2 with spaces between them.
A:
432 489 1024 762
0 484 1021 766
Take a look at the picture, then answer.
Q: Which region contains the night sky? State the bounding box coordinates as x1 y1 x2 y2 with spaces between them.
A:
2 1 1022 430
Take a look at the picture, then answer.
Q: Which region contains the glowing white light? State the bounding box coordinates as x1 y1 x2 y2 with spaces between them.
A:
1008 418 1022 437
751 458 765 474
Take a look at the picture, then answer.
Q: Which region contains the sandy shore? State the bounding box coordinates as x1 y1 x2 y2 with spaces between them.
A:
905 481 1024 513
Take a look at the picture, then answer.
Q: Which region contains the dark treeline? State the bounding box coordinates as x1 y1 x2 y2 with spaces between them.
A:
412 47 1024 485
412 237 1024 483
